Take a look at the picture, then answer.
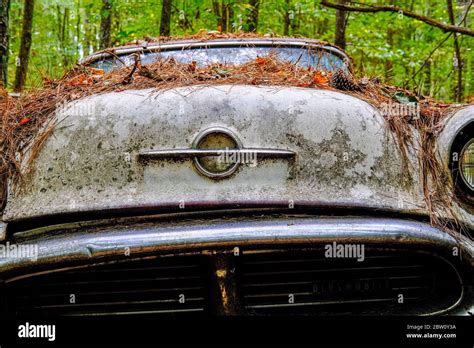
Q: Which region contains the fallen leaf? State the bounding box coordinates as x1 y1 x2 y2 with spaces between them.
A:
187 61 197 72
88 68 105 76
256 57 270 65
214 68 231 77
19 117 31 125
393 91 418 104
312 71 329 86
276 70 289 78
68 74 93 86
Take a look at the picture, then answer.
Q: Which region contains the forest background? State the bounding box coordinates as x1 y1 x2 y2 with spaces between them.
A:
0 0 472 103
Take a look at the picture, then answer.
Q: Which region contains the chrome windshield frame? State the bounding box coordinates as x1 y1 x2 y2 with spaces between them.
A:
79 39 351 70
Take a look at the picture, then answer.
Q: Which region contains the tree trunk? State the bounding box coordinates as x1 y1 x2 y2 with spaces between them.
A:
384 27 394 82
99 0 112 49
75 0 81 58
246 0 259 32
384 0 395 82
57 5 70 68
283 0 291 36
212 1 230 32
13 0 34 92
447 0 463 102
423 59 431 96
160 0 172 36
0 0 10 87
83 4 92 57
335 0 348 49
225 3 233 32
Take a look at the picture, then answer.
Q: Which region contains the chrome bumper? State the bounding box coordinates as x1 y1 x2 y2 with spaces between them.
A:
0 216 473 315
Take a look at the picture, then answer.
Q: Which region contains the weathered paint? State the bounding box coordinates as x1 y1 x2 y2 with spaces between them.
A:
2 85 472 227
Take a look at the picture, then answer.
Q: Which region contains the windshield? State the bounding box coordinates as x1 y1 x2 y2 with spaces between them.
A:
90 45 348 73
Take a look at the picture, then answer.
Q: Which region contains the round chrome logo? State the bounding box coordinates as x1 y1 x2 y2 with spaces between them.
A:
192 127 243 178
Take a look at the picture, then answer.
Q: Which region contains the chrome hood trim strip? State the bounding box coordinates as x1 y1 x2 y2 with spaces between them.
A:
138 148 296 159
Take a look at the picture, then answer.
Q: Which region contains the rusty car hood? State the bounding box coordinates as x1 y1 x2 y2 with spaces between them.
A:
3 85 473 227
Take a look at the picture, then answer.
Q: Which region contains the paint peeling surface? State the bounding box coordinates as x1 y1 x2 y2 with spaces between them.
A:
3 84 461 223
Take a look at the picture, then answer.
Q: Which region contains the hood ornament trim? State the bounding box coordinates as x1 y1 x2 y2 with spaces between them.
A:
139 127 295 178
139 148 296 159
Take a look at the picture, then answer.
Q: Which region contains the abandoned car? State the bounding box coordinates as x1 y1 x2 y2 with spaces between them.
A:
0 37 473 316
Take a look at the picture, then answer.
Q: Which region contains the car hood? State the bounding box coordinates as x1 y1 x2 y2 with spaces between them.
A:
2 85 473 227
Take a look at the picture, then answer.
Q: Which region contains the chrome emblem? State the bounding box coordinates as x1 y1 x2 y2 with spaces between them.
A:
139 127 295 179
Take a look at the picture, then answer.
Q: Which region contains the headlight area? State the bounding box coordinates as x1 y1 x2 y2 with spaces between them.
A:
449 121 474 205
461 139 474 190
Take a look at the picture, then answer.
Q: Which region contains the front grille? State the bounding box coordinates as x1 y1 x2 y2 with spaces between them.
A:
3 255 207 317
240 249 462 315
1 247 463 316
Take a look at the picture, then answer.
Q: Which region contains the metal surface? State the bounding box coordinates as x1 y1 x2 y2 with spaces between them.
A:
1 86 426 221
79 38 351 67
438 105 474 177
1 216 472 278
140 126 296 179
3 246 466 316
0 220 6 241
0 216 472 315
208 250 242 315
460 139 474 190
240 249 464 316
139 148 296 159
437 105 474 215
4 85 472 227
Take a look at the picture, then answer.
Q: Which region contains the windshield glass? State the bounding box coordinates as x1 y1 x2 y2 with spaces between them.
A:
90 46 348 73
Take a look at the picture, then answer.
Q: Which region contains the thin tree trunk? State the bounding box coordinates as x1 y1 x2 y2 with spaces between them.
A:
225 3 233 32
216 1 229 32
212 0 227 33
384 0 395 82
423 0 431 95
99 0 112 49
424 59 431 96
447 0 463 102
0 0 10 87
212 1 222 31
290 5 298 33
335 0 348 49
13 0 34 92
160 0 172 36
57 6 70 68
222 9 227 32
283 0 291 36
83 4 91 57
384 27 394 81
247 0 259 32
76 0 81 57
0 0 9 88
294 3 301 32
64 8 70 66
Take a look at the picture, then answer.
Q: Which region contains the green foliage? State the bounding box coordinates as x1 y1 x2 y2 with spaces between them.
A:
6 0 474 102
